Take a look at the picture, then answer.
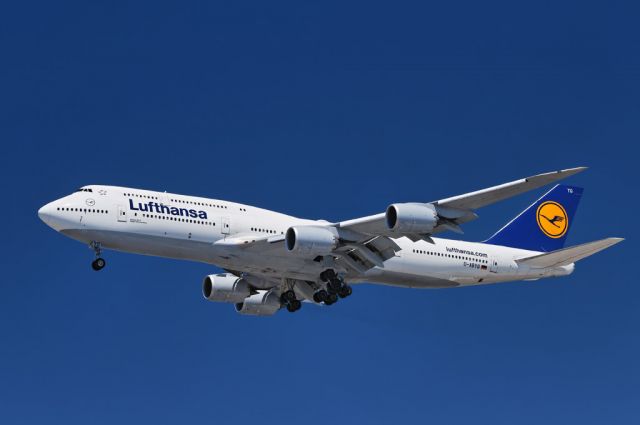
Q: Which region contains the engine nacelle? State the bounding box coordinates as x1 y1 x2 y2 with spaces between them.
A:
202 273 250 303
385 203 438 234
285 226 338 256
235 290 281 316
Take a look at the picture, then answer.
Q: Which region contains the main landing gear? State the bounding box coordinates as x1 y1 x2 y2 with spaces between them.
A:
281 289 302 313
90 241 106 271
315 269 352 306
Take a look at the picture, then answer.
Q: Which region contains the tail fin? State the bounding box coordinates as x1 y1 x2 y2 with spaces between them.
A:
485 184 583 252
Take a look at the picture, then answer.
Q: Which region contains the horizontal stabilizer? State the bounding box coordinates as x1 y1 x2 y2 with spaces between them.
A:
516 238 624 268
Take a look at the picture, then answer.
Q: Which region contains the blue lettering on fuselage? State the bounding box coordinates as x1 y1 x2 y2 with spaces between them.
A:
129 199 208 219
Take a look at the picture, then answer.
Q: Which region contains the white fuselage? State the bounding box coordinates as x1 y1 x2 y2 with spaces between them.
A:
38 185 574 289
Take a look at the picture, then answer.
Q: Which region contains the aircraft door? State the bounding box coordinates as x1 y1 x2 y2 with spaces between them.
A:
221 217 230 234
117 205 127 222
159 192 170 207
489 258 498 273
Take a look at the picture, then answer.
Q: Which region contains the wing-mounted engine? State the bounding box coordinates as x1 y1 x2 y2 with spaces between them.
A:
203 273 282 316
235 290 281 316
285 226 338 256
202 273 251 303
284 223 401 275
385 203 438 234
385 202 476 241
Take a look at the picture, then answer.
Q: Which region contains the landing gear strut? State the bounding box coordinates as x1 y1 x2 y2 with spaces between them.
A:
90 241 106 271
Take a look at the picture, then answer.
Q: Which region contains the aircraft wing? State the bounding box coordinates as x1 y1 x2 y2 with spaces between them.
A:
336 167 586 239
432 167 586 210
215 231 399 275
322 167 588 273
214 233 285 253
221 168 587 276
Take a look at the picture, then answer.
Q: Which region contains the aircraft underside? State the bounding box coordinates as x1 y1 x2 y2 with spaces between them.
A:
62 228 465 290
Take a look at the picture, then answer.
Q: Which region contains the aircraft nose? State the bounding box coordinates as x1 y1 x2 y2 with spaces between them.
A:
38 202 58 228
38 203 50 221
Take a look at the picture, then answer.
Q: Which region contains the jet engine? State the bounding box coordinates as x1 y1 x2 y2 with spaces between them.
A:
202 273 250 303
235 290 281 316
285 226 338 256
385 203 438 234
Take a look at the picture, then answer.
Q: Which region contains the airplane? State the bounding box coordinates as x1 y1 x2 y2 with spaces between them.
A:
37 167 623 316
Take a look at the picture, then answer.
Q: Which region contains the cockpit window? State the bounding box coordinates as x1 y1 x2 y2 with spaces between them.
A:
76 188 93 193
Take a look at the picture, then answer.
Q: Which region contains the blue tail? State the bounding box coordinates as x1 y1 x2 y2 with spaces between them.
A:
485 184 583 252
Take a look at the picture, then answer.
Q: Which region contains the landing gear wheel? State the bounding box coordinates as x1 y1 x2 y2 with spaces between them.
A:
313 289 328 303
281 290 296 303
327 279 342 294
320 269 337 282
91 258 106 271
90 242 105 271
338 285 352 298
286 299 302 312
324 293 338 305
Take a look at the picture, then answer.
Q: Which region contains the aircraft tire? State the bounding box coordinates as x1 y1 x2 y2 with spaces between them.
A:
92 258 106 271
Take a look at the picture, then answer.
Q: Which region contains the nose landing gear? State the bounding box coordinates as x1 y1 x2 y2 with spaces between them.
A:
91 258 106 271
90 241 106 271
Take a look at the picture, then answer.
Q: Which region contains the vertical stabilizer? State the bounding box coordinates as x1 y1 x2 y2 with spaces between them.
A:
485 185 583 252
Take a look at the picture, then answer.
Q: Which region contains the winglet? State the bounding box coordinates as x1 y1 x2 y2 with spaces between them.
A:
525 167 587 183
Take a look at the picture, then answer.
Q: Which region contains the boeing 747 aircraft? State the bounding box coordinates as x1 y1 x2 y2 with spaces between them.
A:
38 167 623 316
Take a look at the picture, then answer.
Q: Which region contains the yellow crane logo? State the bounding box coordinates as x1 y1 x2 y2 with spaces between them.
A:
536 201 568 238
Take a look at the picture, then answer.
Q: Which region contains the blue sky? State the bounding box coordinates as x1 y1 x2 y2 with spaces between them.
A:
1 1 638 423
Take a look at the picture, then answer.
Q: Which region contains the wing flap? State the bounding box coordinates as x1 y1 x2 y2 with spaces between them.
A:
516 237 624 268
